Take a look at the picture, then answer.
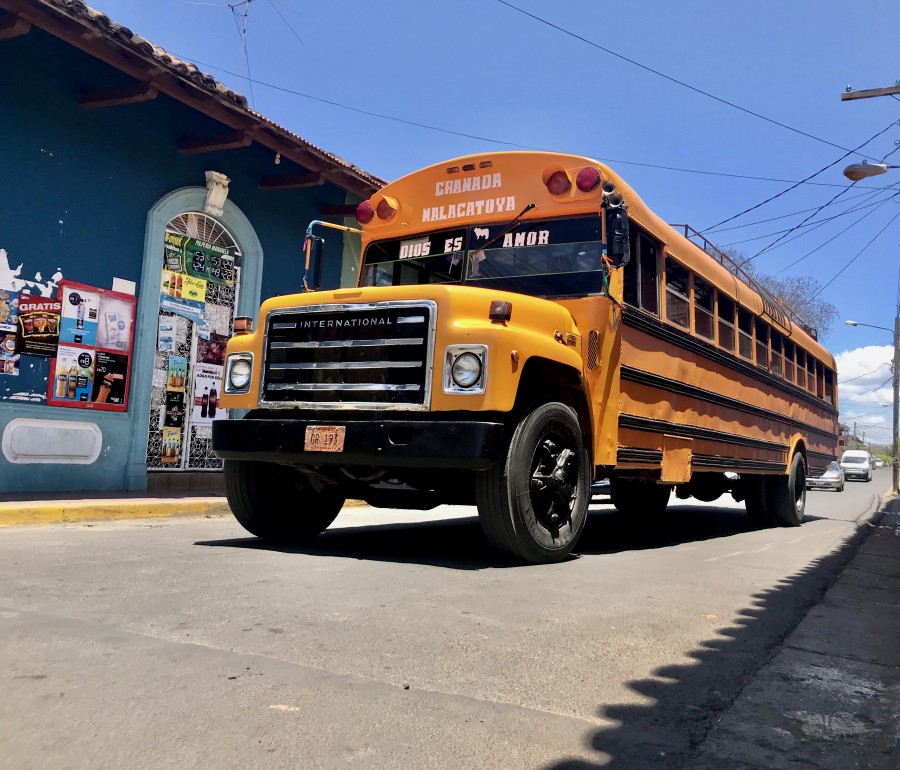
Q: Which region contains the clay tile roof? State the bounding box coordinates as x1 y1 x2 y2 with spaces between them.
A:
2 0 385 198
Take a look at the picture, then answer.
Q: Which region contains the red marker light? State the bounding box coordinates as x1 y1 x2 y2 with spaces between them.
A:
576 167 601 192
376 196 398 221
545 170 571 195
356 201 375 224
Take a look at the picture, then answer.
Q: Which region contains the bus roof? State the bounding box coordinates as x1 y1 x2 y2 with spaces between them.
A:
363 150 834 368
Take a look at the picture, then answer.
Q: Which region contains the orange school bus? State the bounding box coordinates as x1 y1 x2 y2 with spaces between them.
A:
213 151 839 564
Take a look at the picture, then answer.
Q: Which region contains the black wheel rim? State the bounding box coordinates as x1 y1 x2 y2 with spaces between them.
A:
528 429 579 532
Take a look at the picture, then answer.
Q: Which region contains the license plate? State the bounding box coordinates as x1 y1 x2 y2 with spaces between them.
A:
304 425 345 453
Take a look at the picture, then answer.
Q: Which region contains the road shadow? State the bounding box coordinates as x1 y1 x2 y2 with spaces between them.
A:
542 507 885 769
195 499 823 571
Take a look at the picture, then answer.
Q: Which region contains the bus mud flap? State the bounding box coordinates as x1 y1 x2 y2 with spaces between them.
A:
661 435 692 483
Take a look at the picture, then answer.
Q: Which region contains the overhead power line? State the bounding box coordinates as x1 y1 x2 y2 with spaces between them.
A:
496 0 882 160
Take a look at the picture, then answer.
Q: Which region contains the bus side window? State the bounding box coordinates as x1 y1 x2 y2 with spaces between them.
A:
718 295 735 352
623 224 638 306
824 367 834 404
639 234 659 315
738 308 754 361
755 319 770 371
694 277 715 341
814 359 824 398
783 339 795 383
771 330 783 378
796 348 807 389
665 258 690 328
622 225 659 315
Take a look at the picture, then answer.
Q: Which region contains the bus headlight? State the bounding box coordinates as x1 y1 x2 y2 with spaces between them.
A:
443 346 487 394
225 353 253 393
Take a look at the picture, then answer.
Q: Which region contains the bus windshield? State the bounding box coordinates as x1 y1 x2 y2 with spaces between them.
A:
361 215 606 299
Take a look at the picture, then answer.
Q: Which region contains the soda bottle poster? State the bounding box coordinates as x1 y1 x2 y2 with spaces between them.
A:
159 270 206 325
160 426 182 465
90 351 128 405
191 362 224 425
167 354 187 392
15 295 62 356
59 285 100 347
51 345 95 403
96 295 134 353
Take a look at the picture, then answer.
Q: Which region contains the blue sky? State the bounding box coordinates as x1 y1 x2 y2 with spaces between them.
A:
89 0 900 443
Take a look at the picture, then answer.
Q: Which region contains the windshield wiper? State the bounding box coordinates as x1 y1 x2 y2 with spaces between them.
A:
471 203 537 254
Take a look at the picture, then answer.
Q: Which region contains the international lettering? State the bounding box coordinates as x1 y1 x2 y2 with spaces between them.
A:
299 317 394 329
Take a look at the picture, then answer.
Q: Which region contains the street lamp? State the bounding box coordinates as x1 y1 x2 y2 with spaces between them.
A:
842 162 900 181
845 318 900 494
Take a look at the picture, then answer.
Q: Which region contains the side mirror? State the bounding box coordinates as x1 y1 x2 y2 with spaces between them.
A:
606 206 630 267
303 235 325 291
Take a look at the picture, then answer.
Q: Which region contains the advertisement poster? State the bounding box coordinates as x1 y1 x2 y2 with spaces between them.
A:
197 333 228 366
16 295 62 356
163 390 186 428
1 332 19 375
190 362 224 426
47 281 135 412
0 289 19 331
51 345 95 403
165 230 236 286
59 285 100 347
90 351 128 405
96 295 133 353
159 270 206 324
167 355 187 392
161 426 182 465
158 316 176 352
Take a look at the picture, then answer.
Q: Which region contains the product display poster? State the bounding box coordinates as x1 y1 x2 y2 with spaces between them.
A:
197 333 228 366
159 271 206 325
164 230 236 286
0 289 19 331
163 390 186 428
167 355 187 392
191 362 224 425
161 426 182 465
51 345 95 403
16 296 62 356
1 332 19 376
96 295 133 353
59 285 100 347
91 351 128 405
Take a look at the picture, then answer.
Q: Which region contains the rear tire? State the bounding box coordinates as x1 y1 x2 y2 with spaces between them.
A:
475 402 590 564
224 459 344 541
743 476 773 527
610 478 671 517
769 452 806 527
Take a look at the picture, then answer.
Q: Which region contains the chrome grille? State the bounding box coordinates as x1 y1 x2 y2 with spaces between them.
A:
261 301 436 409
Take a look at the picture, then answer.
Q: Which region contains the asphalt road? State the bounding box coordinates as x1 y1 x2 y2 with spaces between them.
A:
0 471 889 769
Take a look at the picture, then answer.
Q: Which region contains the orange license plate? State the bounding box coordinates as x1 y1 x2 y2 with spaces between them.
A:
304 425 346 453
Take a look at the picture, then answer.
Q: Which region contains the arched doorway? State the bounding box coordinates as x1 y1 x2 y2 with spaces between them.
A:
145 211 241 472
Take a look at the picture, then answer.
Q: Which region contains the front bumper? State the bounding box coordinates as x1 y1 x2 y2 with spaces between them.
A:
212 417 505 470
806 478 841 490
842 470 869 480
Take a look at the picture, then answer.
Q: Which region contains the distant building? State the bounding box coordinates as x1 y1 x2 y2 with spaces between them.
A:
0 0 383 493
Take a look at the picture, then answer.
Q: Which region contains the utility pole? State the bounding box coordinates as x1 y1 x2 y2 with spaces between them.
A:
841 82 900 101
892 315 899 494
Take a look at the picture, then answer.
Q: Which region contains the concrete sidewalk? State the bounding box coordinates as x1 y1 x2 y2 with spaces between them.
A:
693 496 900 769
0 491 232 527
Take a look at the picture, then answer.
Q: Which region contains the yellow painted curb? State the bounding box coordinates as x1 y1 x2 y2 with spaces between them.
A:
0 499 234 528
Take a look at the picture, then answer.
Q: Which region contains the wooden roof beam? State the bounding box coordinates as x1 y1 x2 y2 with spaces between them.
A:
0 12 30 39
258 172 323 190
79 80 158 110
179 130 253 155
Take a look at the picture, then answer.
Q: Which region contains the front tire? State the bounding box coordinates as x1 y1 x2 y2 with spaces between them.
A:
769 452 806 527
475 402 590 564
224 459 345 541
